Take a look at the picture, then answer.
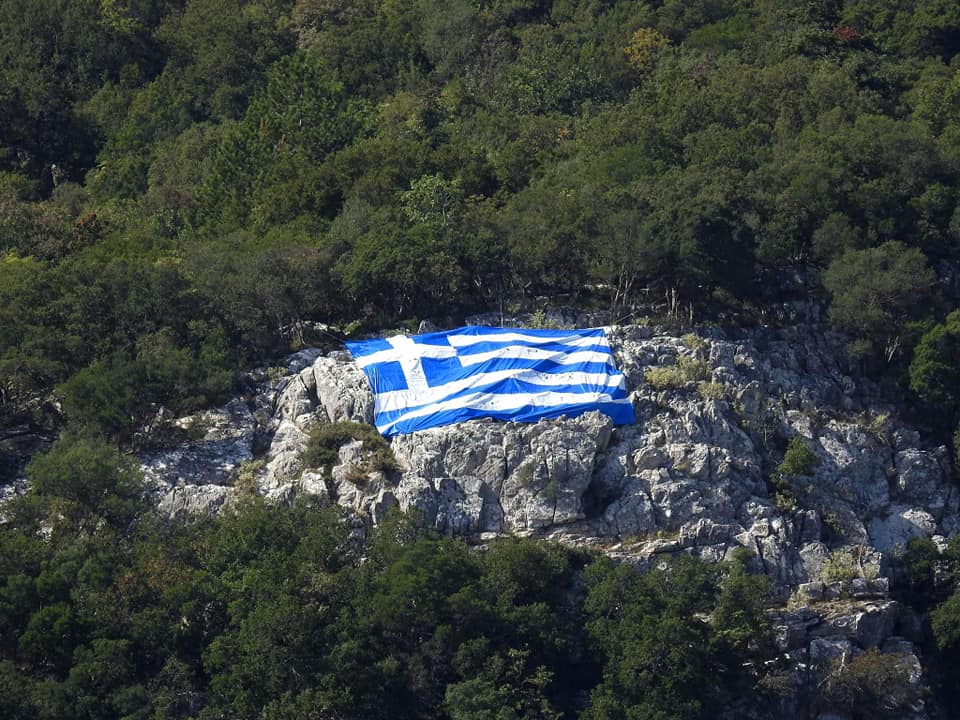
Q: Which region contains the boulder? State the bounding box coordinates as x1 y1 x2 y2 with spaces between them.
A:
157 484 232 519
815 601 900 649
312 356 375 424
868 506 938 551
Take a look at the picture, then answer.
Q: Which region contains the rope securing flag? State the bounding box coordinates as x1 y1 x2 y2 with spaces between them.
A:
346 326 635 436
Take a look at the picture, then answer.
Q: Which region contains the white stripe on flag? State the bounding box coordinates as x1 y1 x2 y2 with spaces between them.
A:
355 341 457 367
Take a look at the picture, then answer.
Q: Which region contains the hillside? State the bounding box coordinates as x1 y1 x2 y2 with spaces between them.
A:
132 319 950 717
4 1 960 718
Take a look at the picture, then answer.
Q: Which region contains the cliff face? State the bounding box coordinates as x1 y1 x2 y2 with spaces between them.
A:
142 324 954 567
139 322 954 718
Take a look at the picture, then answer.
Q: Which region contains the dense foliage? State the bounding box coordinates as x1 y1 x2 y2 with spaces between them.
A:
0 436 774 720
2 0 960 449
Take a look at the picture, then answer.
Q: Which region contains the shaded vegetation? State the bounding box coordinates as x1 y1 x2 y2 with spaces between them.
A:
301 420 400 477
778 435 820 477
0 439 774 719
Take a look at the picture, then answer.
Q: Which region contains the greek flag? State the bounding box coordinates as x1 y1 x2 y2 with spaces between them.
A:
346 326 635 436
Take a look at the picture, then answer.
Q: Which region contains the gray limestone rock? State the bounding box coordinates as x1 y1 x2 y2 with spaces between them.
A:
771 607 822 651
157 484 232 519
601 478 657 537
275 367 318 424
312 356 375 424
799 542 831 582
140 399 255 488
298 470 331 504
260 419 311 494
815 602 900 650
809 637 854 666
869 506 938 551
390 411 612 532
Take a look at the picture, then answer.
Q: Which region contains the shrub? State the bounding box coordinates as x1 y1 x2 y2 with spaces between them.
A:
932 590 960 651
819 549 878 584
678 357 710 382
698 382 726 401
26 434 146 530
779 435 819 476
770 475 797 512
821 649 920 719
234 459 265 496
644 357 710 390
860 411 890 442
681 333 709 355
644 364 685 390
897 536 943 611
301 421 400 478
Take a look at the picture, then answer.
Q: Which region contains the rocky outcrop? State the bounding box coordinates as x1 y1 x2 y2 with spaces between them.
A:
157 484 232 520
138 325 955 584
124 321 957 716
140 398 256 489
130 323 952 708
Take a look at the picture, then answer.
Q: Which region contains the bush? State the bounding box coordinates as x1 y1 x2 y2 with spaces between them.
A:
234 459 266 496
644 357 710 390
681 333 709 355
770 475 798 512
698 382 726 400
779 435 819 476
819 549 878 584
25 434 146 531
301 421 400 478
897 536 943 611
932 590 960 651
821 649 920 719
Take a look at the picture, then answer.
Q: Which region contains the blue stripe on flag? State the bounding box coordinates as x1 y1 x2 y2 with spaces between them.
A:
347 337 393 357
382 400 635 436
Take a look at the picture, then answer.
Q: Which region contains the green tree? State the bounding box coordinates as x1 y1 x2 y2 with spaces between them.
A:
156 0 295 119
779 435 820 476
824 241 937 363
909 309 960 412
583 557 725 720
0 254 65 422
25 434 146 531
842 0 960 59
200 50 371 227
401 174 465 229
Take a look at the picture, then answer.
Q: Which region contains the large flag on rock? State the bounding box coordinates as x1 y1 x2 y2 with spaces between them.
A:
346 326 635 436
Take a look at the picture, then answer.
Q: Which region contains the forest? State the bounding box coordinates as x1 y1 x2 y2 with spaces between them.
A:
3 0 960 717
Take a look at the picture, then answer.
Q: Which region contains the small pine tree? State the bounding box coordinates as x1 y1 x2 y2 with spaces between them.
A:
779 435 819 476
